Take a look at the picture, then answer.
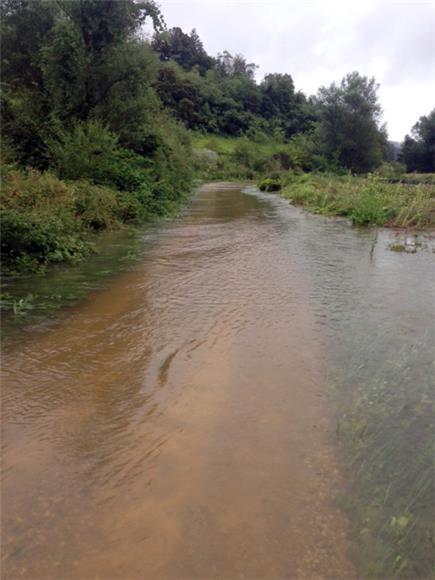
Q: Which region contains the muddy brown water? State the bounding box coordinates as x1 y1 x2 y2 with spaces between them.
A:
2 183 434 579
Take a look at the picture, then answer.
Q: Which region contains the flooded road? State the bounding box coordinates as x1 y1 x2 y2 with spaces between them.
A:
2 183 434 579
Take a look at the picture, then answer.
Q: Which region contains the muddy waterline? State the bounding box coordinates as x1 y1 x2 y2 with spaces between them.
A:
2 183 433 579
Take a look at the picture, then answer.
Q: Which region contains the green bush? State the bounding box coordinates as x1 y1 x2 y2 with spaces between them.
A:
259 175 282 192
0 168 120 271
234 138 275 173
376 161 406 181
50 121 154 192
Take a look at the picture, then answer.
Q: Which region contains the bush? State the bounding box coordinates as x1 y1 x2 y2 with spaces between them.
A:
376 161 406 181
0 167 121 271
50 121 154 192
234 138 275 173
259 175 282 192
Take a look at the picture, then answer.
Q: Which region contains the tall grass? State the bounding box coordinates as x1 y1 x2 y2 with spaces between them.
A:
280 173 435 229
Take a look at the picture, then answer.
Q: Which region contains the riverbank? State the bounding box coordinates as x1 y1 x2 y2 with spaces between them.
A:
0 162 193 275
278 172 435 229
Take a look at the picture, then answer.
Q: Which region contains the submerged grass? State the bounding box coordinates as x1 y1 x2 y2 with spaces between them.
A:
336 334 434 578
280 173 435 229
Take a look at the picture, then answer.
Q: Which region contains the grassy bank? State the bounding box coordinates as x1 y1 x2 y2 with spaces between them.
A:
279 173 435 229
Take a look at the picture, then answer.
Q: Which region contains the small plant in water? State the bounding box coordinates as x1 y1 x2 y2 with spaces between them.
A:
0 293 35 315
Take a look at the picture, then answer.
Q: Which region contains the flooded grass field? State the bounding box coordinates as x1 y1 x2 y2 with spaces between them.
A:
2 183 434 579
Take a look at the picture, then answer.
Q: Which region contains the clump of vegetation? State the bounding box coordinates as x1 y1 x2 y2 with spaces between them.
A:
0 0 194 273
1 167 114 272
1 154 192 272
388 243 407 253
399 173 435 186
258 175 282 192
0 292 35 315
280 173 435 228
375 161 406 181
387 235 427 253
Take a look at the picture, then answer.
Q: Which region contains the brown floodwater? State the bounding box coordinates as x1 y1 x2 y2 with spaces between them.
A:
2 183 434 579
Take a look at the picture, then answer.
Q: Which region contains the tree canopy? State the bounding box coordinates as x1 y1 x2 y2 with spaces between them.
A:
315 72 386 173
3 0 424 177
401 109 435 172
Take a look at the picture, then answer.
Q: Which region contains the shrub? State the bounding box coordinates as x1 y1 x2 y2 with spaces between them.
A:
376 161 406 181
234 138 275 173
0 167 121 271
259 175 282 192
50 121 154 192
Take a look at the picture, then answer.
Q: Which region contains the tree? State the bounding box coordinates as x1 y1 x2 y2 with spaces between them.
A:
215 51 257 79
1 0 165 162
260 74 314 138
401 109 435 172
152 27 214 75
316 72 386 173
0 0 57 90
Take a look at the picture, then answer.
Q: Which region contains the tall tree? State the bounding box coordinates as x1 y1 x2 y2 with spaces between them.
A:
316 72 386 173
260 74 313 138
401 109 435 172
215 51 257 80
1 0 164 162
152 27 214 75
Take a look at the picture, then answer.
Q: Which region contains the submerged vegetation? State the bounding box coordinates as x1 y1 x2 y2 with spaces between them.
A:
336 334 434 579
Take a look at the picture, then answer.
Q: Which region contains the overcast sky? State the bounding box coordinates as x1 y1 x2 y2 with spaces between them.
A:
148 0 435 142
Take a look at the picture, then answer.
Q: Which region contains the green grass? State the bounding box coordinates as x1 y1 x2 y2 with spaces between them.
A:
191 134 289 181
191 133 284 156
280 173 435 229
191 133 242 155
394 173 435 186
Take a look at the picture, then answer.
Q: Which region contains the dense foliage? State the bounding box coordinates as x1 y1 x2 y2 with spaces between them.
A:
315 72 387 173
151 27 315 139
400 109 435 172
1 0 193 270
